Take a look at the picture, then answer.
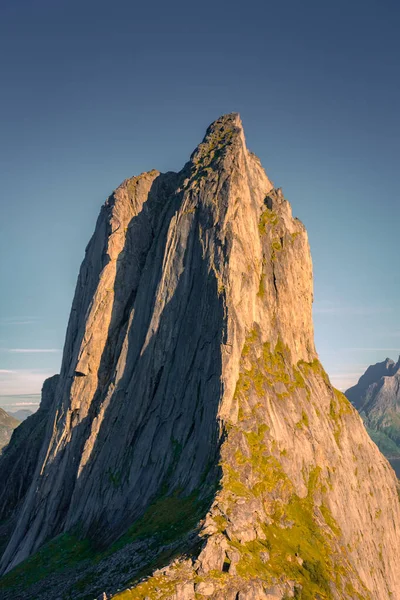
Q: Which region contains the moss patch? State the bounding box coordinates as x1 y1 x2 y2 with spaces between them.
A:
0 490 212 598
220 328 369 599
259 207 279 234
109 492 206 553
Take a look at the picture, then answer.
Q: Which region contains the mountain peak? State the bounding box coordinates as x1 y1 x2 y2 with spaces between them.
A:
190 112 245 166
346 358 398 408
0 116 399 600
205 112 242 135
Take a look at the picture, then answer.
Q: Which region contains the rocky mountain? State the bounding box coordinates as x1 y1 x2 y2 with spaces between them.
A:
346 358 400 459
0 114 400 600
8 409 34 422
0 409 19 454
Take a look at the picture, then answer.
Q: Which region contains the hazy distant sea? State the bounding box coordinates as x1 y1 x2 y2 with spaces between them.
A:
0 394 40 413
389 459 400 479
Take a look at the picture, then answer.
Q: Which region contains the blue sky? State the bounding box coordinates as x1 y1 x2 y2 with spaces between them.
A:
0 0 399 410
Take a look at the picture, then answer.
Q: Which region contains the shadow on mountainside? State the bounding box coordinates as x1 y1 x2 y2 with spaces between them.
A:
0 172 226 599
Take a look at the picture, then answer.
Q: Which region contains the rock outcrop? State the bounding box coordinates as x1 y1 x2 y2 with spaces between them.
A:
346 358 400 458
0 114 399 600
0 409 19 454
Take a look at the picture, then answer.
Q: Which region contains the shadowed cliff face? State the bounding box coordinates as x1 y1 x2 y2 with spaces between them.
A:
1 114 400 600
0 375 58 524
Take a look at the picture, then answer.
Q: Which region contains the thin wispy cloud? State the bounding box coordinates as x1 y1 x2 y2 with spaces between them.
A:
1 401 40 407
323 361 371 391
314 303 390 316
0 317 40 326
330 372 367 379
343 348 400 352
329 380 357 391
0 369 55 396
328 371 364 390
8 348 61 354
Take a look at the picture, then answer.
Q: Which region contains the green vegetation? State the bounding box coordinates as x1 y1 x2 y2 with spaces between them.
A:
230 470 335 600
220 328 368 599
109 492 206 553
258 207 278 234
257 272 266 299
328 389 353 446
227 453 351 598
357 407 400 459
0 489 212 598
320 504 341 537
0 532 94 592
271 238 283 260
224 462 253 498
234 328 315 416
297 358 330 386
115 573 176 599
290 231 301 243
232 425 291 499
365 425 400 458
191 119 235 177
296 410 309 430
1 325 367 600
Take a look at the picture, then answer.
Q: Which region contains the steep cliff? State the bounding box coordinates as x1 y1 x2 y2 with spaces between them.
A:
0 377 58 558
0 376 59 523
0 114 399 600
346 358 400 458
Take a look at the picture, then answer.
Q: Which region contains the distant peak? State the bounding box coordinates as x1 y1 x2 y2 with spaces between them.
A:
346 357 399 400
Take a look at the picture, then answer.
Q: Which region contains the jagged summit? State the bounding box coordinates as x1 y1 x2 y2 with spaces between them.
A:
0 116 399 600
190 113 243 162
346 358 400 459
346 357 400 410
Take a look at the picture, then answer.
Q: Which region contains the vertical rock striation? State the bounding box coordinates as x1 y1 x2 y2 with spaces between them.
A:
0 114 399 599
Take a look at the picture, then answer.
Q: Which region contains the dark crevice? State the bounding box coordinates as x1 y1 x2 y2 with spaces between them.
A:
272 269 278 297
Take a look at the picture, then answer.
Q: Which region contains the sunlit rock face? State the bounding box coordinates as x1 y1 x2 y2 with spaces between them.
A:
0 115 399 600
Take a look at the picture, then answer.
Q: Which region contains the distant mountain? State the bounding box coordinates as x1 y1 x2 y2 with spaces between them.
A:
0 409 20 453
346 358 400 458
7 410 33 422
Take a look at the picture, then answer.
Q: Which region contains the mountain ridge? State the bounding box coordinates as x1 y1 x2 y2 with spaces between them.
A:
7 410 34 422
346 357 400 459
